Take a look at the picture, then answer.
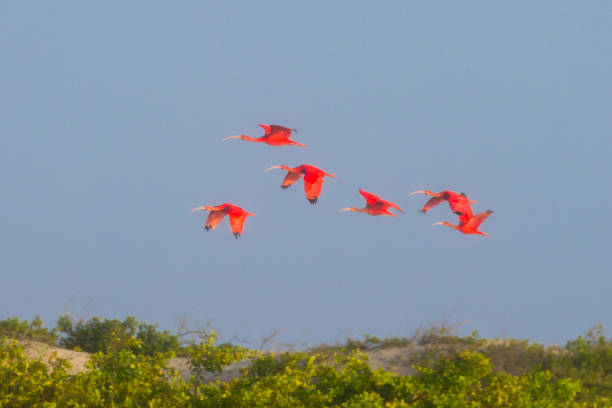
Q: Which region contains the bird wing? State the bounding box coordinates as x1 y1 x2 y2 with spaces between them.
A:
266 125 292 142
448 195 472 216
359 189 382 206
303 173 325 204
205 209 228 231
383 199 404 213
258 124 272 135
228 211 249 238
282 171 303 189
463 210 493 230
421 196 445 213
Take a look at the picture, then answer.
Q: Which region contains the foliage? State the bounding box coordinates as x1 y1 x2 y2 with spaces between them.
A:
553 324 612 403
481 338 557 375
0 316 57 345
0 339 71 407
187 330 253 382
57 314 181 356
57 338 190 407
4 315 612 406
191 349 588 407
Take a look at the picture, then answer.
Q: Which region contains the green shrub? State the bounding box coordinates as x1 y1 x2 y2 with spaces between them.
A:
2 332 609 407
58 338 190 408
3 315 612 406
0 316 57 345
57 314 181 356
0 338 71 407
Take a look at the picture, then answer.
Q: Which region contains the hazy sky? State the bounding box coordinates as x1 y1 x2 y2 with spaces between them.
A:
1 2 611 347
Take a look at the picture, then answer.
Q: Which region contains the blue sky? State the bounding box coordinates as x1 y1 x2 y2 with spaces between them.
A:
1 2 611 347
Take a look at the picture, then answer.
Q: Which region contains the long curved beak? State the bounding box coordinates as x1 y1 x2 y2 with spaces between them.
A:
222 135 242 141
470 200 480 204
191 206 208 213
327 173 338 178
409 190 426 196
248 212 256 216
432 222 444 226
338 208 352 213
265 165 282 172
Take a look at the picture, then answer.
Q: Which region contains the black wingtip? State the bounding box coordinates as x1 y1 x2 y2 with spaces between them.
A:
419 209 427 214
234 232 240 239
205 225 211 231
281 185 289 189
453 211 464 216
307 197 318 204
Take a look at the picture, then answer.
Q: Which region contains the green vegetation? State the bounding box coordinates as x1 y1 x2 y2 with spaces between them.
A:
0 316 57 346
56 314 181 356
2 315 612 406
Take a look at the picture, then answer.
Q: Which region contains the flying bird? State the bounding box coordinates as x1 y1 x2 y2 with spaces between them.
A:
191 203 256 239
433 210 493 236
265 164 337 204
222 124 306 147
339 188 404 217
409 189 479 216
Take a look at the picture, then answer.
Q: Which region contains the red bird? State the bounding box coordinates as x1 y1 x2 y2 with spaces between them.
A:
433 210 493 236
191 203 256 239
339 189 404 217
265 164 337 204
222 124 306 147
409 189 479 216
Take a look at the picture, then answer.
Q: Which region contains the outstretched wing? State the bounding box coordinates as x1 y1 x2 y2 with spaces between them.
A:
205 210 228 232
359 189 382 206
463 210 493 230
282 171 303 189
383 199 404 213
229 212 249 239
303 174 325 204
258 124 272 135
421 196 445 213
266 125 293 142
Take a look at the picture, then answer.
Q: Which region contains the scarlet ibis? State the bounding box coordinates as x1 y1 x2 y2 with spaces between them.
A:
433 210 493 236
409 189 478 216
339 188 404 217
190 203 256 239
265 164 337 204
222 124 306 147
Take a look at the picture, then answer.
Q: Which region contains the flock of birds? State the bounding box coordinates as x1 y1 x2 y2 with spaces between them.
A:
191 124 493 239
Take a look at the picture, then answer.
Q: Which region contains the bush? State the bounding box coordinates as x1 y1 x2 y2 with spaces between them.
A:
57 314 181 356
2 331 610 407
5 314 612 406
0 316 58 345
